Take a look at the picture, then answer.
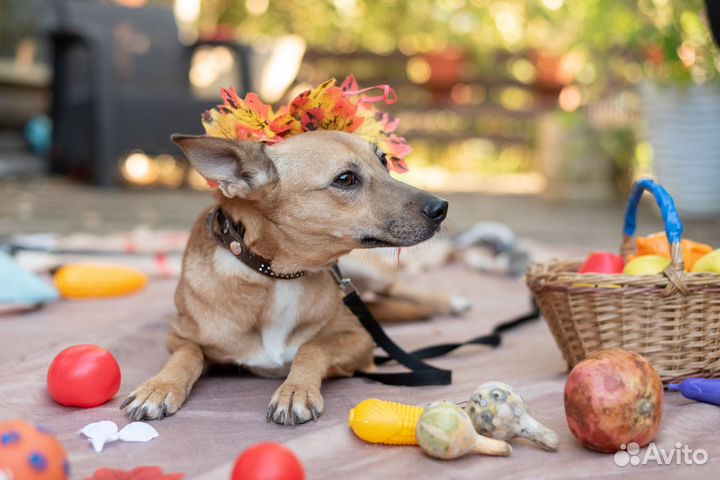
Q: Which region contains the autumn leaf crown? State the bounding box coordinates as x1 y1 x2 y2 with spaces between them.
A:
201 75 411 173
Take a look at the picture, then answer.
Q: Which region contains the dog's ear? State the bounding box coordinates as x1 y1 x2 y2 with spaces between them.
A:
171 134 278 198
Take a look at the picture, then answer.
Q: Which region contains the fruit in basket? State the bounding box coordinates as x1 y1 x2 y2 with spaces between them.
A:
622 255 670 275
691 249 720 273
564 349 663 453
636 232 712 271
54 264 148 299
578 252 624 274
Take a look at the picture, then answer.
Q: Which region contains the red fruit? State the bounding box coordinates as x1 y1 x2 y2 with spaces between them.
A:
579 252 624 274
231 443 305 480
47 345 121 408
564 349 663 453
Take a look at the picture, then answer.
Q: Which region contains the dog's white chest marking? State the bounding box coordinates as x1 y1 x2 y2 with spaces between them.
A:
214 246 303 376
213 246 267 282
242 280 303 376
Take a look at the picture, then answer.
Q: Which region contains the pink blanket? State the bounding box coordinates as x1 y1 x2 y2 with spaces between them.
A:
1 265 718 479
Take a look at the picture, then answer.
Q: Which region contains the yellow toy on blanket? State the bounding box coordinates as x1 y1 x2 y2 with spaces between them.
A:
348 399 423 445
54 264 148 299
348 383 558 458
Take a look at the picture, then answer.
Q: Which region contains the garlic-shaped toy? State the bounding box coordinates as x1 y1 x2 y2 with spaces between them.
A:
415 401 512 460
465 381 559 451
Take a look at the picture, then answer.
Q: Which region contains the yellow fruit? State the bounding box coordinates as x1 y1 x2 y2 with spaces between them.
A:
691 249 720 273
54 264 148 299
622 255 671 275
636 232 712 271
348 399 423 445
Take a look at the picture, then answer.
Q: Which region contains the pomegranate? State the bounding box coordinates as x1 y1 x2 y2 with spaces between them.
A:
564 348 663 453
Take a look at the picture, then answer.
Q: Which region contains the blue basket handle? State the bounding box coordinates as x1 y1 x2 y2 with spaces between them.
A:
622 178 687 277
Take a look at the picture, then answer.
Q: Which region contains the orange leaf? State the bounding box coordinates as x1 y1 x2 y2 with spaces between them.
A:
203 77 412 173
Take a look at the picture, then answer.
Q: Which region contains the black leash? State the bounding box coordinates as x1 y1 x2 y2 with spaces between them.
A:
202 210 540 387
331 264 540 387
374 303 540 365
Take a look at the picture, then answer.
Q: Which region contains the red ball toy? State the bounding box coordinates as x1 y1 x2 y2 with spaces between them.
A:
0 420 69 480
47 345 121 408
578 252 624 274
231 443 305 480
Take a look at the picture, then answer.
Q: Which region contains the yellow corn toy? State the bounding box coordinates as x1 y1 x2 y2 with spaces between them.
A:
54 264 148 299
348 399 423 445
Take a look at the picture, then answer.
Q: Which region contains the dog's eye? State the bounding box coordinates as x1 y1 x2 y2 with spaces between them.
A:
333 171 358 188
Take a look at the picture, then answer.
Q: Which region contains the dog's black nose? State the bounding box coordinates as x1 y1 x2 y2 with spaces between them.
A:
422 198 448 223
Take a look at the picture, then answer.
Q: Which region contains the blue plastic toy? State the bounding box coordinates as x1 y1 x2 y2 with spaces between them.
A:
0 251 58 306
668 378 720 406
24 115 52 156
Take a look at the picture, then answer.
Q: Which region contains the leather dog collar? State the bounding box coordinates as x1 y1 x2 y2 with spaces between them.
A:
206 207 306 280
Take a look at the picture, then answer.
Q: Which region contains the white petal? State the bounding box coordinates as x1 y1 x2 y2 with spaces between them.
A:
118 422 159 443
90 437 109 453
80 421 119 439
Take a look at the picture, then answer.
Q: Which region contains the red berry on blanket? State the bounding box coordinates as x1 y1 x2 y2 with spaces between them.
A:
231 443 305 480
564 349 663 453
47 345 121 408
0 420 69 480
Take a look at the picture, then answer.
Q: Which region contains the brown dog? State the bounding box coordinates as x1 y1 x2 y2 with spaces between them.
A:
122 130 451 425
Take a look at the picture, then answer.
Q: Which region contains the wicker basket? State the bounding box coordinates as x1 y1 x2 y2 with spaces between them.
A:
527 179 720 384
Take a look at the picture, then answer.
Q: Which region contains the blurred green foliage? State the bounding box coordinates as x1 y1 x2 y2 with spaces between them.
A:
198 0 720 85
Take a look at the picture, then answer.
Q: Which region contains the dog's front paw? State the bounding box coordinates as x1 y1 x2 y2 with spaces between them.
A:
120 378 188 421
267 382 324 426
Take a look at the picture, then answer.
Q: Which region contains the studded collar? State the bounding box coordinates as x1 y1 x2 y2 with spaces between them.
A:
206 207 306 280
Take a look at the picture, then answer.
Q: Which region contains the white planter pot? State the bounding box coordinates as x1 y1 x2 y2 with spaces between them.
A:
641 82 720 218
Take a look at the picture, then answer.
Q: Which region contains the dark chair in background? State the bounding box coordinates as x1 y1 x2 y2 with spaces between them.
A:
707 0 720 47
48 0 252 186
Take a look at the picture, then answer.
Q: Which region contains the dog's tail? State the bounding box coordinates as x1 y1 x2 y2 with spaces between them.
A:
365 299 437 323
